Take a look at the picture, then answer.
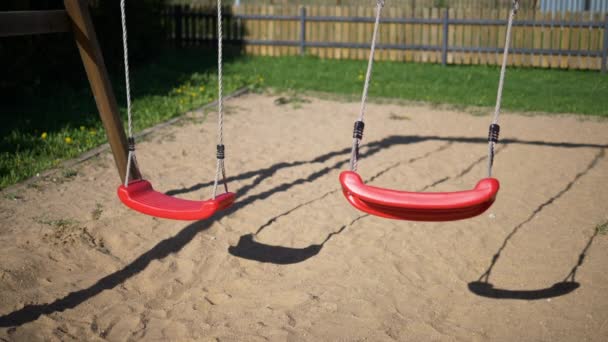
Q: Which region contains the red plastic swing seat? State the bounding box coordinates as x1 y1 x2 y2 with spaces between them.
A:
339 171 499 221
117 180 236 221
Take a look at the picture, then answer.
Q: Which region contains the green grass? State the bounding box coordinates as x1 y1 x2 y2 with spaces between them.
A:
2 49 607 189
225 55 608 116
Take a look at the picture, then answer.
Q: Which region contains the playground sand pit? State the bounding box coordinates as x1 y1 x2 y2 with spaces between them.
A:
1 93 607 341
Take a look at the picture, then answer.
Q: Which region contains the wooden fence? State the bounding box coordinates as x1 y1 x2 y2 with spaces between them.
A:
163 4 608 72
169 1 538 10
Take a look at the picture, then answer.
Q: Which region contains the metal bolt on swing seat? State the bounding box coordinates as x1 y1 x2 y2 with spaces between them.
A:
353 121 365 140
216 144 225 160
127 137 136 151
488 124 500 143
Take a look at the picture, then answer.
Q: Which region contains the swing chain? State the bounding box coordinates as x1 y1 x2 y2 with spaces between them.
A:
349 0 384 172
119 0 140 187
212 0 229 199
487 0 518 177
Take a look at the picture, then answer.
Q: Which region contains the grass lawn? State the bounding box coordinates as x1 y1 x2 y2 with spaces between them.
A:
2 48 607 189
227 55 608 116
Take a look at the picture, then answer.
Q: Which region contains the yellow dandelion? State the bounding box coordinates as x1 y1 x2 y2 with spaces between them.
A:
65 137 73 144
41 132 48 140
89 130 97 136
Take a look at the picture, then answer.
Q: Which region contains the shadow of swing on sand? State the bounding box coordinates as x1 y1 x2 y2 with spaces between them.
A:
228 226 349 265
467 281 581 300
468 230 599 300
227 191 347 264
227 142 456 264
468 149 605 300
0 136 605 327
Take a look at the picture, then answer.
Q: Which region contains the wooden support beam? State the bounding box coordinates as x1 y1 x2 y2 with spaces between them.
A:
0 10 71 37
64 0 140 183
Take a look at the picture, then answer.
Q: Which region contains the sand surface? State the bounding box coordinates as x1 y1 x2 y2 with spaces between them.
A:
1 93 607 341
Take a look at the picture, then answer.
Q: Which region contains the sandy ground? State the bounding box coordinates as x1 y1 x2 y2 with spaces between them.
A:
1 93 607 341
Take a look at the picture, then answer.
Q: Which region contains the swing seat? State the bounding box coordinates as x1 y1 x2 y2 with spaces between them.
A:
339 171 499 221
117 180 235 221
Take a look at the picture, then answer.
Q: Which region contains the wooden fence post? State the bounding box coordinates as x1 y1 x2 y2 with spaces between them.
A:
174 5 183 48
602 14 607 74
300 6 307 56
442 8 449 66
64 0 141 183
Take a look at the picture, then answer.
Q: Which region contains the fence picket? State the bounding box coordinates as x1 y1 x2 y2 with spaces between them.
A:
550 12 561 68
365 5 374 61
278 5 286 56
590 13 600 69
309 5 318 57
421 7 429 63
570 12 581 69
579 12 589 69
532 9 541 67
525 9 535 67
464 7 473 65
344 6 352 60
413 6 422 62
456 7 466 65
478 7 487 65
345 6 354 60
271 6 278 57
512 8 523 67
404 6 413 62
560 12 571 69
291 5 298 56
336 6 344 59
430 7 438 63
